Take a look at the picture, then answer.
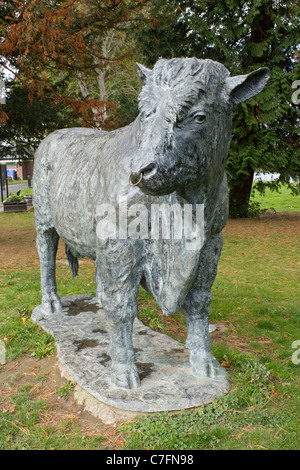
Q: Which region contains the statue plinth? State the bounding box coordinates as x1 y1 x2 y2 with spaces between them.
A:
32 295 230 414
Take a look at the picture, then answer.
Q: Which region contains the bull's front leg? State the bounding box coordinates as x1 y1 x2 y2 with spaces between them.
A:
36 227 63 315
104 297 140 389
96 239 141 389
182 233 228 379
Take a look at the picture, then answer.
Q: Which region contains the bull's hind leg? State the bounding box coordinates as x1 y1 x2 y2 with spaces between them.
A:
182 233 228 379
36 227 62 315
96 240 141 389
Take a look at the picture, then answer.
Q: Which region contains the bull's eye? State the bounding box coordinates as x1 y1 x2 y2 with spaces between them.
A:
194 114 206 124
144 107 156 119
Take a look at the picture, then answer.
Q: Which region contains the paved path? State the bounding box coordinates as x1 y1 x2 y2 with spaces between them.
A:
7 183 30 195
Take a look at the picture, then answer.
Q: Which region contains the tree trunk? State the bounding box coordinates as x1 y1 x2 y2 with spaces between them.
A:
228 2 273 219
229 167 254 218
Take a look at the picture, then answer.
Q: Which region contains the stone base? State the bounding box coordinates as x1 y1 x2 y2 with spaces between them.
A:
58 361 142 425
32 295 230 418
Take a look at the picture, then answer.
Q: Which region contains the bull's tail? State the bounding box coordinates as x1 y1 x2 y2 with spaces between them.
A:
65 244 79 278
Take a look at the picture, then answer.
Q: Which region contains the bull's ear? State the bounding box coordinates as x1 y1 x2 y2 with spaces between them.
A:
225 67 270 105
136 63 152 82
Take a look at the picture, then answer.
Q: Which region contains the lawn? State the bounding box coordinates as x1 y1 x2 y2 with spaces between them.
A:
0 191 299 449
252 183 300 212
8 180 29 185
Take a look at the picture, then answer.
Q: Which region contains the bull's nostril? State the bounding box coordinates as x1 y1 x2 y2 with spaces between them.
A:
129 163 157 187
139 162 156 177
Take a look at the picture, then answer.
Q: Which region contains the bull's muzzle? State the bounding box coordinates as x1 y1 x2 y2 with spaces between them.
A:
129 162 157 187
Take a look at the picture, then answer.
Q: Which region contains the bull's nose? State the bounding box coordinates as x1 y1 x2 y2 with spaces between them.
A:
139 162 157 179
129 162 157 187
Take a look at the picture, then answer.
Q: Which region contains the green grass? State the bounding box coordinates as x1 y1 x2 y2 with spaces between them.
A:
121 348 299 450
19 187 33 197
0 383 103 450
252 184 300 212
8 180 29 185
0 193 299 449
56 381 75 400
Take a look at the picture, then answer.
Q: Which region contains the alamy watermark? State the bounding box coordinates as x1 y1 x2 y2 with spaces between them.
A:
291 80 300 105
0 340 6 365
96 199 205 251
0 80 6 104
291 340 300 365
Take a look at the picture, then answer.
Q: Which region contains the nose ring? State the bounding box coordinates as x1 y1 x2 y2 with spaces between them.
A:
128 172 143 186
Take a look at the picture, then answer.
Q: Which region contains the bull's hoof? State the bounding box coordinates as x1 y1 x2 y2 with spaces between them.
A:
41 294 63 316
112 363 140 389
189 350 228 379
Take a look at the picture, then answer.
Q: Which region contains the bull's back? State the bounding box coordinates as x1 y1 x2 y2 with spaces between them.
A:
33 128 104 204
33 128 108 258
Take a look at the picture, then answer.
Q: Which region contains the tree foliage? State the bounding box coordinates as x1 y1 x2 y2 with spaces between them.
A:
0 0 151 130
0 80 76 159
133 0 188 66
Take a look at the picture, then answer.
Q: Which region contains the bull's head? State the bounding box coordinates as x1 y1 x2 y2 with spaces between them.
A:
129 58 270 198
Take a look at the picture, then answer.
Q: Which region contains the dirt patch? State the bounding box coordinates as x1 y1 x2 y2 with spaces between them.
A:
0 354 125 449
223 211 300 238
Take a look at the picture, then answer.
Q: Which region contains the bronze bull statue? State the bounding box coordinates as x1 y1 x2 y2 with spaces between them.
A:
33 58 269 389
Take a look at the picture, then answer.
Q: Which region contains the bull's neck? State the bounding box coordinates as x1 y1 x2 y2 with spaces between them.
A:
176 185 204 204
176 180 217 205
177 161 226 200
176 171 226 218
